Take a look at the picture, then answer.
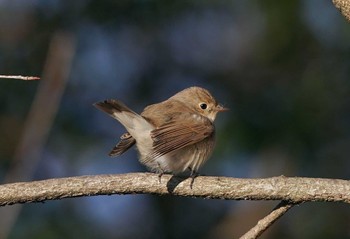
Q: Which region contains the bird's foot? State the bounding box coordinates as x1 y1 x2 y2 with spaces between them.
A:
189 168 199 189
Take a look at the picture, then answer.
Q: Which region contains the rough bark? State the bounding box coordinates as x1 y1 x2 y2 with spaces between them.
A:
333 0 350 21
0 173 350 206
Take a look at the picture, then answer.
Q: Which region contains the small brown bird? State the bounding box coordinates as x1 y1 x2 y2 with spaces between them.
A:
94 86 227 182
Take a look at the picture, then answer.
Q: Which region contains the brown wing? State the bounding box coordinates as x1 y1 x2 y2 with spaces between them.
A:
141 100 187 127
149 115 214 158
109 133 136 157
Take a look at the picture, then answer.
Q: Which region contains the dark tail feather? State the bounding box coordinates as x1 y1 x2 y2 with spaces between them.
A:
109 132 136 157
93 99 134 115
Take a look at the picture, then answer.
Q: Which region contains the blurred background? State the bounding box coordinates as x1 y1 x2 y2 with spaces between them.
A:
1 0 350 238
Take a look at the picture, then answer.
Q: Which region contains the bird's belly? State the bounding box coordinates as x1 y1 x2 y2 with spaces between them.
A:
154 139 215 175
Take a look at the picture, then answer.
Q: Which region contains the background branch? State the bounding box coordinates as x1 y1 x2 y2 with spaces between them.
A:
0 32 75 238
0 173 350 206
239 201 296 239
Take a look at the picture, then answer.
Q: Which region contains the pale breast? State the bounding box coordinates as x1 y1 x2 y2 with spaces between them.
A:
153 133 216 175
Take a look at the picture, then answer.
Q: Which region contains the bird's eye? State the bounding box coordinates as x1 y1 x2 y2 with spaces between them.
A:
199 103 207 110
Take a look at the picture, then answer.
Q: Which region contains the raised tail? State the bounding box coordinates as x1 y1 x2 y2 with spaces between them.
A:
93 99 154 140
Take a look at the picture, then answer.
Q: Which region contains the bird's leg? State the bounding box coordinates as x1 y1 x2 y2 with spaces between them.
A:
157 162 165 183
188 167 199 189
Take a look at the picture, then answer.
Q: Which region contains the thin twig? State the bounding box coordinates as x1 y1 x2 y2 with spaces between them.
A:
0 75 40 80
239 201 296 239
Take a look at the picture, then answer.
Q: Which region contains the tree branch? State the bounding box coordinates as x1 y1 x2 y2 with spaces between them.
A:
239 201 296 239
333 0 350 22
0 173 350 206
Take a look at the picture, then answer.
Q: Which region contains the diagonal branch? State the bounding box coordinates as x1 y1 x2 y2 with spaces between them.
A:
239 201 296 239
0 173 350 206
0 31 75 239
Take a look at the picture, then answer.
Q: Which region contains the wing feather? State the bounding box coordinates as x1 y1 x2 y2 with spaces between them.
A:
149 115 214 158
109 133 136 157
